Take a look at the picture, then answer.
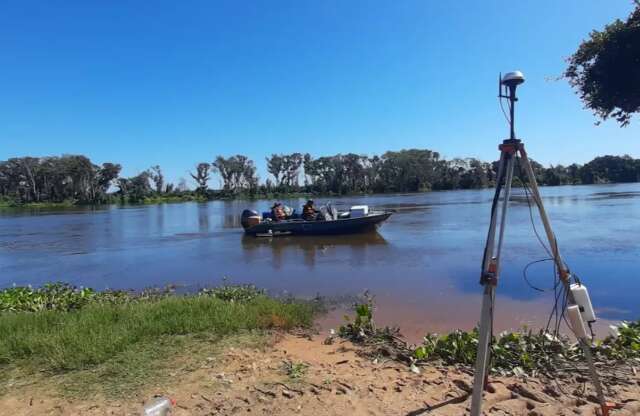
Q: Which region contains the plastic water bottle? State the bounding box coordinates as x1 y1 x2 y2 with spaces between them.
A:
143 397 174 415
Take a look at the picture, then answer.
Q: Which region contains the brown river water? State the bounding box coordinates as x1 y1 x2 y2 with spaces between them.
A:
1 183 639 341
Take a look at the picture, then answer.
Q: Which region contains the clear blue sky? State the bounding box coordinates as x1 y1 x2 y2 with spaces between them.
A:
1 1 639 187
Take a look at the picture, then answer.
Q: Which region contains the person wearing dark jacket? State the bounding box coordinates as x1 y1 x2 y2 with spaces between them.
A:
302 200 317 221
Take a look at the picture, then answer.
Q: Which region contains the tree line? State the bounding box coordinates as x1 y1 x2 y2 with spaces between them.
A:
1 151 639 205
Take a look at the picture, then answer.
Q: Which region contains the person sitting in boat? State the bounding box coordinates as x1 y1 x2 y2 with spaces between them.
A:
302 199 318 221
271 202 286 221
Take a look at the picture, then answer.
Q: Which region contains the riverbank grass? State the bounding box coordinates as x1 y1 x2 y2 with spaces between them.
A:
0 284 314 397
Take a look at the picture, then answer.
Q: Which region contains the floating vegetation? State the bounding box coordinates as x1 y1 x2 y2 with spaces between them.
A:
199 284 265 303
0 282 272 314
338 291 401 344
597 321 640 360
337 296 640 379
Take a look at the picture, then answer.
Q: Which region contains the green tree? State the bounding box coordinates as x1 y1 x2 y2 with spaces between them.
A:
117 171 152 203
212 155 258 194
266 154 285 187
149 165 164 193
565 4 640 126
190 163 211 194
580 155 640 183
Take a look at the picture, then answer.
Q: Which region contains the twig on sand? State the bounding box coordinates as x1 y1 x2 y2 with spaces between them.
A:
274 382 304 395
254 387 277 398
404 392 471 416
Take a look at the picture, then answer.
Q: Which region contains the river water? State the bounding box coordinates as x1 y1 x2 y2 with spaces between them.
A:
1 183 639 340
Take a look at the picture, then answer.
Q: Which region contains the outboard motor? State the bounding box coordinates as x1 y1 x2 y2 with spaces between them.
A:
240 209 262 230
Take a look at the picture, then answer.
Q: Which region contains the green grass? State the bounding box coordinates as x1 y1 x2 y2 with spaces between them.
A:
0 199 76 209
0 296 312 371
0 286 314 397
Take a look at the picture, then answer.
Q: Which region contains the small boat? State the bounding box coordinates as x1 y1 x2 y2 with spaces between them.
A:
240 205 392 236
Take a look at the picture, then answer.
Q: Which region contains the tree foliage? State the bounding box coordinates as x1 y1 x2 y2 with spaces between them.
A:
149 165 164 193
0 155 120 204
1 151 639 206
116 171 152 203
190 162 211 195
266 153 304 190
565 4 640 126
212 155 258 194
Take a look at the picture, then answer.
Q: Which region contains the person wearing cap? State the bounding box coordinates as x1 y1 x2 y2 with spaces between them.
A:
302 199 317 221
271 202 286 221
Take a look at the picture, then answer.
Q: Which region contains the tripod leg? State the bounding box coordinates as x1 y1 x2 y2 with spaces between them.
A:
494 152 516 272
518 148 608 413
471 284 494 416
471 151 516 416
481 151 507 270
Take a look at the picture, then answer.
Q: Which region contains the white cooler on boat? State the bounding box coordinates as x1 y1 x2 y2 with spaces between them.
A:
350 205 369 218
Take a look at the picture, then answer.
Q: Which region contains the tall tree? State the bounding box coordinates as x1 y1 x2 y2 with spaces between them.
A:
212 155 258 193
266 154 285 187
282 153 303 188
149 165 164 193
190 162 211 194
565 4 640 126
117 171 152 203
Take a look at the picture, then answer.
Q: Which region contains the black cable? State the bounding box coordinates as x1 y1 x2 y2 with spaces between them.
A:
514 156 575 339
515 156 553 258
544 270 564 335
522 258 558 292
499 94 511 126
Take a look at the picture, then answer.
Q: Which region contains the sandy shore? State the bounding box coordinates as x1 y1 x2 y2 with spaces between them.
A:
2 332 639 416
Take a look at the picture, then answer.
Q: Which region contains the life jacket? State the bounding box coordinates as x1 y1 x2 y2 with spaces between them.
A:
302 204 315 219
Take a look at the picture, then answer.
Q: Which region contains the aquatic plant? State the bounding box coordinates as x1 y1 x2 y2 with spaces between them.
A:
0 282 274 314
415 329 479 366
338 296 640 377
0 283 98 313
596 321 640 360
199 284 265 303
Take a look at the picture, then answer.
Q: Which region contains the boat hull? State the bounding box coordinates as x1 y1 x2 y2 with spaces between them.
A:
244 212 392 236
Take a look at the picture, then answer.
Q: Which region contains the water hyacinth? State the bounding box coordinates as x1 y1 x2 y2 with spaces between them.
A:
0 283 98 312
413 324 640 375
595 321 640 360
198 284 265 302
339 299 640 377
0 282 269 314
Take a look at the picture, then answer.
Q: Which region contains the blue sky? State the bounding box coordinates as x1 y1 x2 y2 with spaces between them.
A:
1 1 639 186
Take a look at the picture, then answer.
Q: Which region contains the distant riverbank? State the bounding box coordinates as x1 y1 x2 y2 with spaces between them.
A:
2 180 640 210
0 191 317 209
3 153 639 208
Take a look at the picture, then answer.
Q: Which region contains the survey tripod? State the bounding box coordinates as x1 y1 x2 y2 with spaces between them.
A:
469 72 614 416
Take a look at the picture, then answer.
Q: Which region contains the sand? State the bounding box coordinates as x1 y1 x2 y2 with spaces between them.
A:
1 334 639 415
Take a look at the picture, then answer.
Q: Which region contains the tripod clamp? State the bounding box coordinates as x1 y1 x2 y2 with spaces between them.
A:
480 259 498 286
498 138 521 153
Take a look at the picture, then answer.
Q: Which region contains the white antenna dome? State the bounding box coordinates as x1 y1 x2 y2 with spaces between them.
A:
501 71 525 87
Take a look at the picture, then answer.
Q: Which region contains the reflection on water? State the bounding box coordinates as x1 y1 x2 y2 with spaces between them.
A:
588 191 640 200
241 233 388 268
1 183 639 337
